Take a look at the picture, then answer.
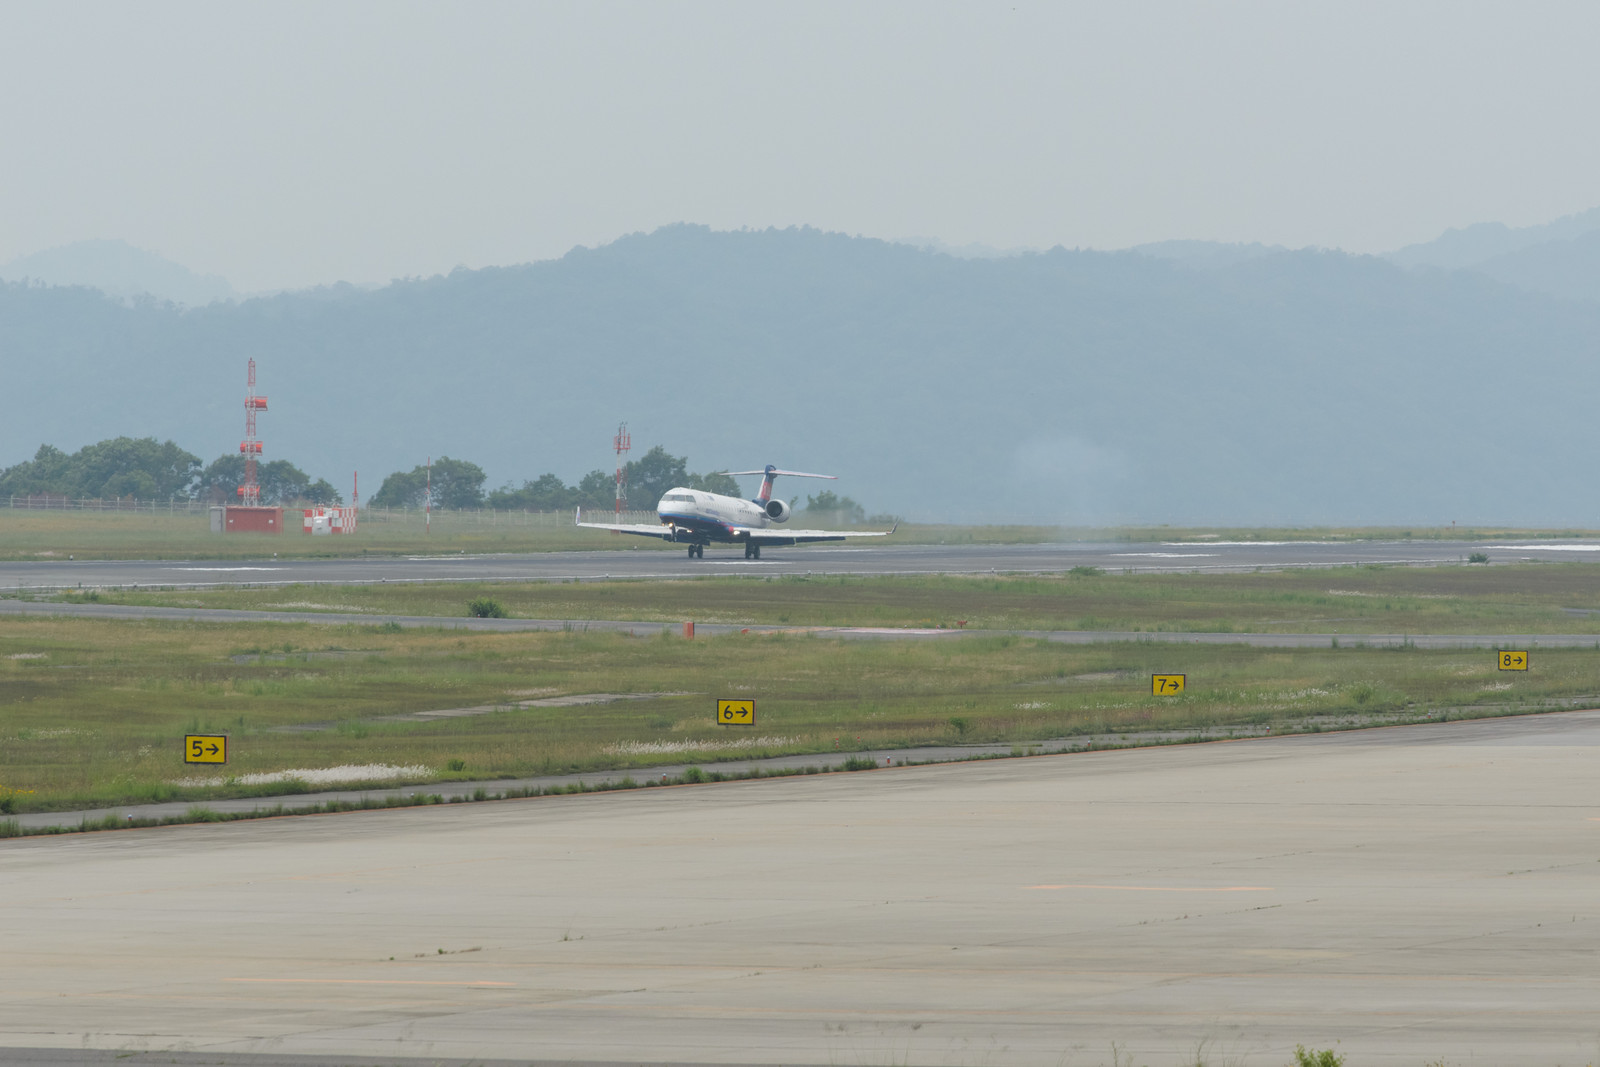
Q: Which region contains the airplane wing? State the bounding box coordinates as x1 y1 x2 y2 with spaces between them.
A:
574 508 675 540
735 525 895 546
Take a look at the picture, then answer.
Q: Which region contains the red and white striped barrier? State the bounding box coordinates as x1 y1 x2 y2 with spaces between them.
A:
302 507 359 534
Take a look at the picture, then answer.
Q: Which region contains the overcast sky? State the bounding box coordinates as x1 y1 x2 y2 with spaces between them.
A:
3 1 1598 292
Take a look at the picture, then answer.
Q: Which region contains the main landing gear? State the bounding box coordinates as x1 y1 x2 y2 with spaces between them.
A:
686 544 704 559
743 542 762 560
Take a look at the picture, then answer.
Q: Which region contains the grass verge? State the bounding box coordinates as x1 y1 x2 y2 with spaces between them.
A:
2 613 1594 815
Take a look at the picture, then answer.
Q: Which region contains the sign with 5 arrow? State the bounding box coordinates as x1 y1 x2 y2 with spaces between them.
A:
184 734 228 764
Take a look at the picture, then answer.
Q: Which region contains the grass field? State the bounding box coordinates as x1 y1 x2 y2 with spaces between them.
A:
3 506 1596 560
59 562 1600 634
1 612 1592 815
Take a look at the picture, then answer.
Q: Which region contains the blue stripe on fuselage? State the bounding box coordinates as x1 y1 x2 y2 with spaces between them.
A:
657 510 744 542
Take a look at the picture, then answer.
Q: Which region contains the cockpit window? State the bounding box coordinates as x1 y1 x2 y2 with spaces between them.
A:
663 493 694 503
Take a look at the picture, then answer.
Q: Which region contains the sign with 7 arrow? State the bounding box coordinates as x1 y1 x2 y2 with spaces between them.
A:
184 734 228 764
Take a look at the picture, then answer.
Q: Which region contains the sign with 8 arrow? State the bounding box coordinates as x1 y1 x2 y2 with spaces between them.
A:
185 734 228 764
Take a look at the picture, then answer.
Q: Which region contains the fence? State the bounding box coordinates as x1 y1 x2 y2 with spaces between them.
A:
6 495 211 513
358 506 659 527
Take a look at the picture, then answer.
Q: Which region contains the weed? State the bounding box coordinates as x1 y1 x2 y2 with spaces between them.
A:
1291 1045 1344 1067
467 598 506 618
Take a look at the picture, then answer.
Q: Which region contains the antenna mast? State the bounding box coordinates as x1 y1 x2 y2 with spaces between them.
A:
239 359 267 505
613 422 631 517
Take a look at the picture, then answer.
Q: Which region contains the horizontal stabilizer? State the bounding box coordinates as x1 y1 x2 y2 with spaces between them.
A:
722 468 836 480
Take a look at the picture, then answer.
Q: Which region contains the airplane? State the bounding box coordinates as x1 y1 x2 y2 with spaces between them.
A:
576 464 894 558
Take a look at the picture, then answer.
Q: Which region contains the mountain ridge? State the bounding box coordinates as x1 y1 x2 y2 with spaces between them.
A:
4 224 1599 525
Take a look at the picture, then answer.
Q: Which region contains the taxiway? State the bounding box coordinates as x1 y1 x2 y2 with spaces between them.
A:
3 711 1597 1064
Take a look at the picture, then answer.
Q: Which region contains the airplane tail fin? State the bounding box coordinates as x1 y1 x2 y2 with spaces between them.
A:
723 464 837 503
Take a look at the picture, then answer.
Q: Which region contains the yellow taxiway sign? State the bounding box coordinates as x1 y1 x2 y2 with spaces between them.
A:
1151 674 1186 695
184 734 228 764
717 699 756 725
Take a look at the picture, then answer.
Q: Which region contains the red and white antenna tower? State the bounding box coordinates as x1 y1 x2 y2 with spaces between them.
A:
613 422 631 517
239 359 267 505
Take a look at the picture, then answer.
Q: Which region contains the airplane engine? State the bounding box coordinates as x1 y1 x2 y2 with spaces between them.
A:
764 499 791 523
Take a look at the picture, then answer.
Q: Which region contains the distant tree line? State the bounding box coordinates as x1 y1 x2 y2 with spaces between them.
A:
801 490 867 524
365 446 873 519
0 437 341 505
195 455 342 505
371 447 759 512
0 437 874 518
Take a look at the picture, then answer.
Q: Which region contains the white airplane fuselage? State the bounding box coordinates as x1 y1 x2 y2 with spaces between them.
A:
655 488 783 541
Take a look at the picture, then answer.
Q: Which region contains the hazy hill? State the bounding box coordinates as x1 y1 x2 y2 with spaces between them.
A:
5 224 1600 524
1466 229 1600 304
1381 209 1600 305
1387 207 1600 271
0 239 234 306
1129 240 1285 270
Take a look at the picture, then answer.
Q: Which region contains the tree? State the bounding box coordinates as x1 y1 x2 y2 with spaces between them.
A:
370 457 486 509
574 469 618 509
303 478 342 505
369 467 426 508
687 470 740 496
196 455 247 503
486 472 573 511
620 447 738 507
196 455 342 505
621 446 688 509
0 438 199 500
803 490 866 524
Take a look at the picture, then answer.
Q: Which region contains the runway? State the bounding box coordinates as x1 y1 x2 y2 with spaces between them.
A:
2 537 1590 590
4 711 1598 1065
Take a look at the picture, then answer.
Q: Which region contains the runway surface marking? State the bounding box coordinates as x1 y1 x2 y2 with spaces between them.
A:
1026 883 1275 892
165 566 285 571
222 979 516 988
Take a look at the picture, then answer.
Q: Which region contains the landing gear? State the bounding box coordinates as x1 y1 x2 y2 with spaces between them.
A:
687 544 704 559
743 542 761 560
